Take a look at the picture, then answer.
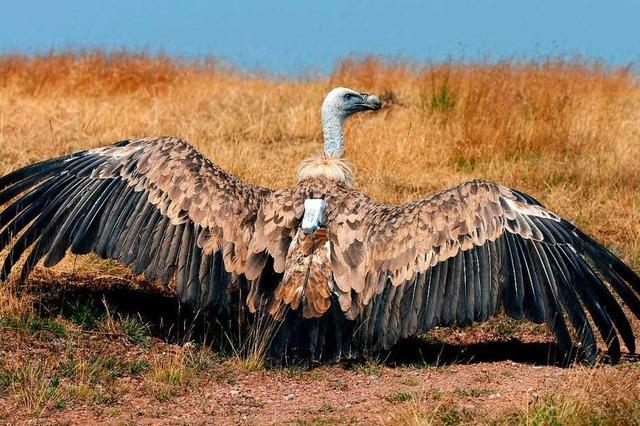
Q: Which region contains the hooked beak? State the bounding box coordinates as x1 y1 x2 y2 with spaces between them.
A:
359 93 382 111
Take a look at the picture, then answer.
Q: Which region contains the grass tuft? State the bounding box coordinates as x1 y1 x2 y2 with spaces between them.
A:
67 297 103 330
116 314 151 345
385 390 416 404
225 308 282 372
0 361 65 416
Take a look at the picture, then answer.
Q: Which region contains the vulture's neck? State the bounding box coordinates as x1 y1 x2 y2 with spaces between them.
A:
322 108 345 157
300 102 353 186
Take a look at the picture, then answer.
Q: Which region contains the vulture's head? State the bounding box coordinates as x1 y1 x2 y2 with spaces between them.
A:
321 87 381 123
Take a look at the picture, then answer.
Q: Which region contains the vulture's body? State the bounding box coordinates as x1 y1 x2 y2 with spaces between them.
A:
1 87 640 363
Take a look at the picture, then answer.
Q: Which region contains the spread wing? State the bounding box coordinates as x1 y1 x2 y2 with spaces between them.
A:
329 180 640 363
0 136 271 310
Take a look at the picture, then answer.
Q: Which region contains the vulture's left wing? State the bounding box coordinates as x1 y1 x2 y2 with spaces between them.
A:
0 137 271 310
329 180 640 363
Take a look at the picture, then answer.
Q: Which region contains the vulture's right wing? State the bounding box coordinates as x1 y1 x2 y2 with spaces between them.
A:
329 180 640 363
0 137 272 310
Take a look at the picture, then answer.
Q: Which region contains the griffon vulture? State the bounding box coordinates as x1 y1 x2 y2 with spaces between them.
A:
1 87 639 363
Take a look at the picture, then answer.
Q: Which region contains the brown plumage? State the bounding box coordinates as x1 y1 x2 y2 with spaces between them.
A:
269 228 332 319
1 87 640 364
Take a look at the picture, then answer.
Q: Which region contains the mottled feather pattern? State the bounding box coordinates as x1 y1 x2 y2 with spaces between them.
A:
269 228 332 319
312 180 545 319
91 137 269 275
0 137 271 311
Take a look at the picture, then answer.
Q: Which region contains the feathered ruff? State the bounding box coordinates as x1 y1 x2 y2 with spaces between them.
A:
297 155 354 188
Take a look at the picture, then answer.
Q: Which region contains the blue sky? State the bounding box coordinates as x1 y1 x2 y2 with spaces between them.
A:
1 1 638 75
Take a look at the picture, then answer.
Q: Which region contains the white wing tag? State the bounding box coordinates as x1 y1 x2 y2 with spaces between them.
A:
301 198 327 234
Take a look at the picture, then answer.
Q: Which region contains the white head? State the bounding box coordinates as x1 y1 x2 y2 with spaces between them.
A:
321 87 381 157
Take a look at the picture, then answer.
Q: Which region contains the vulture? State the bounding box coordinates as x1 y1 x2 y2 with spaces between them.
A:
1 86 640 364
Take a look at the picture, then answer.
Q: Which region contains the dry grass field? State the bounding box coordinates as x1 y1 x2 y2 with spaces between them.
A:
1 52 640 424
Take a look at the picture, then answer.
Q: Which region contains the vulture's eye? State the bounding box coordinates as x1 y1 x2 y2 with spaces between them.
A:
344 93 357 100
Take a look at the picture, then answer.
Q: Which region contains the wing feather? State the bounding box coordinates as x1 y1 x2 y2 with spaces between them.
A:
0 137 273 311
422 263 440 330
327 180 640 362
529 243 573 354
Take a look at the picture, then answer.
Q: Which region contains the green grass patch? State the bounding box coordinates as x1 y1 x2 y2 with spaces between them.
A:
423 72 456 113
58 354 149 384
400 376 419 386
0 314 67 337
385 390 416 404
67 297 103 330
350 358 385 377
116 314 151 345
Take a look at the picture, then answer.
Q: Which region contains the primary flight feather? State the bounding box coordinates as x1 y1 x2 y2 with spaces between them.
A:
1 86 639 363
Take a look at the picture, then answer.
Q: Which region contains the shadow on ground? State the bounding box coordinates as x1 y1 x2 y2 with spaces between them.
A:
22 275 638 368
384 337 572 367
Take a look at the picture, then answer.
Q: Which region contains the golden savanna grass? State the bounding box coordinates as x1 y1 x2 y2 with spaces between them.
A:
1 52 640 423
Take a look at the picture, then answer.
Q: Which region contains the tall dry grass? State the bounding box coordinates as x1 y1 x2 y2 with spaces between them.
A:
0 51 639 272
